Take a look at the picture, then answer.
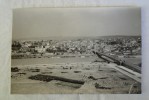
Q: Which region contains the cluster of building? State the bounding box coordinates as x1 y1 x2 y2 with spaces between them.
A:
95 36 141 56
12 36 141 58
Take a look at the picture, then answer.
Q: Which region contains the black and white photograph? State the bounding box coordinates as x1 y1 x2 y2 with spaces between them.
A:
11 7 141 94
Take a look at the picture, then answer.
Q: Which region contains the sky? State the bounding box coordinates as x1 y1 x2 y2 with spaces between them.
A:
12 7 141 39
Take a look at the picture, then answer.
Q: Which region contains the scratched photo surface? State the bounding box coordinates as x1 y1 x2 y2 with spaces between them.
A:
11 7 141 94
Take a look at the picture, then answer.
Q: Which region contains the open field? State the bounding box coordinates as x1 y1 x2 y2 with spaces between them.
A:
11 57 141 94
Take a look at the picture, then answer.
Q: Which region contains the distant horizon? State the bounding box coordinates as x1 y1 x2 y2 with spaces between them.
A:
12 35 141 41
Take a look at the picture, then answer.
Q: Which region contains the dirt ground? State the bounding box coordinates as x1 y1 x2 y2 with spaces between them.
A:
11 62 141 94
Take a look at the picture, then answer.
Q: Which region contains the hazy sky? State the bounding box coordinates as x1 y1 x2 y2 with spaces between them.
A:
12 7 141 39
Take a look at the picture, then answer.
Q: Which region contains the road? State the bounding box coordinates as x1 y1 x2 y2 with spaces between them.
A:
93 51 141 73
93 51 141 82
